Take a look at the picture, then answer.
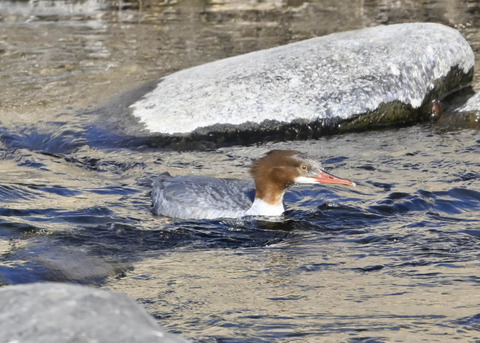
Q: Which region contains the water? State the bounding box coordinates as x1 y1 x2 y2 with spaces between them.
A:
1 1 480 342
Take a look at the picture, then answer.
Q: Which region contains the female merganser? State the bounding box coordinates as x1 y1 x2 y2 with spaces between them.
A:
152 150 354 220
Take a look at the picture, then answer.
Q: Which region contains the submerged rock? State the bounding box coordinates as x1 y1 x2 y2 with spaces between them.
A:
442 91 480 128
0 282 190 343
112 23 474 147
456 91 480 114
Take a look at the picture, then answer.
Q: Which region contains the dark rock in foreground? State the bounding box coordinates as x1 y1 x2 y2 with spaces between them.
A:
0 282 190 343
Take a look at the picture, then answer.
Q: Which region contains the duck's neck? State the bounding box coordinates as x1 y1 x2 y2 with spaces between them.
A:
245 197 284 216
245 184 286 216
245 174 289 217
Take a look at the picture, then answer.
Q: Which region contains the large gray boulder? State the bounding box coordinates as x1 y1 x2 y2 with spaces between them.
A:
0 282 190 343
127 22 473 142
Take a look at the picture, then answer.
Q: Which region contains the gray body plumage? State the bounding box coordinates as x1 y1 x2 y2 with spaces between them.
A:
152 173 255 220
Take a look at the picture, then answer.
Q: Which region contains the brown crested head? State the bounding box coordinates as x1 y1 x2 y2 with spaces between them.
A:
250 150 304 186
249 150 309 205
250 150 354 205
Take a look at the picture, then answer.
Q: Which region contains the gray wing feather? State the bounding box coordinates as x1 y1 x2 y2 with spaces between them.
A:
152 174 254 219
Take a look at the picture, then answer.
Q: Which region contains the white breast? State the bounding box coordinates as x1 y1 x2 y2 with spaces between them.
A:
244 198 284 217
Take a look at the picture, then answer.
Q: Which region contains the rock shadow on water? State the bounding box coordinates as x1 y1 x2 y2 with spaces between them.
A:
0 124 87 155
0 217 296 286
0 238 128 286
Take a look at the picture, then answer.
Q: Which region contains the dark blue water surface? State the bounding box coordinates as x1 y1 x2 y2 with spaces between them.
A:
1 1 480 342
1 123 479 342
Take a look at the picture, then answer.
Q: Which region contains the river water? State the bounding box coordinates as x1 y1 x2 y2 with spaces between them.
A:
1 1 480 342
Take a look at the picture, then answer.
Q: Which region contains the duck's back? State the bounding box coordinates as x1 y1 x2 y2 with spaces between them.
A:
152 174 255 220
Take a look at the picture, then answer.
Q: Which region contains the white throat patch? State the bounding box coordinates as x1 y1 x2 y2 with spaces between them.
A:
244 198 285 217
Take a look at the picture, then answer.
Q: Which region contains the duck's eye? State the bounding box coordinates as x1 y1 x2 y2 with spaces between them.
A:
300 164 308 172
